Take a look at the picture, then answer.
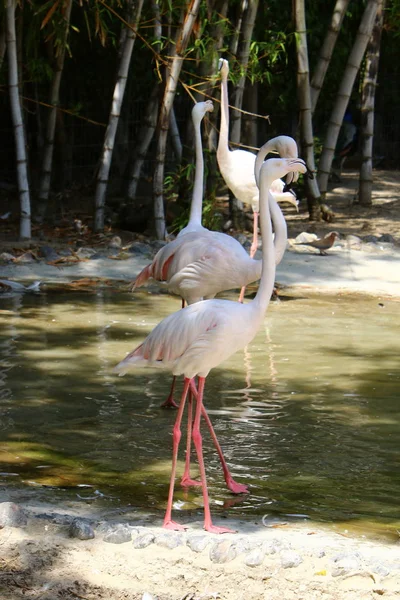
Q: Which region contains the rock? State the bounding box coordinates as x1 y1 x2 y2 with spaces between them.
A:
133 532 155 549
75 247 98 259
378 233 395 244
186 534 211 553
0 502 28 528
103 524 132 544
280 550 303 569
155 532 183 549
295 232 317 244
346 235 363 249
69 518 95 540
362 235 379 243
0 252 15 263
209 539 237 564
223 219 232 231
233 233 248 246
38 245 60 261
331 553 361 577
244 547 266 567
108 236 122 249
15 251 36 263
127 242 152 256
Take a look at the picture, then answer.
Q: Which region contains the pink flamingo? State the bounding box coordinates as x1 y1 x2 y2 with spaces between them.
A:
217 58 299 265
115 157 308 533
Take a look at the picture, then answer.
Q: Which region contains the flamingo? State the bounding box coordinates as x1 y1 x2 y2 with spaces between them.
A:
115 157 308 533
217 58 299 263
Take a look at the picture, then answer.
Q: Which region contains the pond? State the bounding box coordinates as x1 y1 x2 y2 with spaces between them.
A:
0 286 399 541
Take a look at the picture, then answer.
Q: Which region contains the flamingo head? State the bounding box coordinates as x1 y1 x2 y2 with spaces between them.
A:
258 158 307 189
192 100 214 124
218 58 229 79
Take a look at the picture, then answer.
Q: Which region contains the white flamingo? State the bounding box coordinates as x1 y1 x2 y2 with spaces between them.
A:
115 157 308 533
217 58 299 263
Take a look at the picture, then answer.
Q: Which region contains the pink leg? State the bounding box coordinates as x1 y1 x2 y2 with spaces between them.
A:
189 380 249 494
163 378 191 531
181 390 202 487
160 376 179 409
191 377 236 534
238 211 259 303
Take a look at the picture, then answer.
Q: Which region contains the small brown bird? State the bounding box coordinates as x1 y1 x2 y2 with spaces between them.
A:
295 231 339 255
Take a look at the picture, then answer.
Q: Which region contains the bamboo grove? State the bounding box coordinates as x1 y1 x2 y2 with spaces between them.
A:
0 0 399 240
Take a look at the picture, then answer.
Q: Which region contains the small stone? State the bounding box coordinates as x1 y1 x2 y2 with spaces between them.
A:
155 532 183 549
362 235 379 243
0 252 15 263
244 547 266 567
127 242 152 256
234 233 248 246
133 532 155 549
331 553 361 576
346 235 363 249
378 233 395 244
187 535 211 553
69 518 95 540
0 502 28 528
150 240 168 251
38 245 60 261
280 550 303 569
209 540 237 564
108 236 122 249
75 247 98 259
103 524 132 544
371 563 391 577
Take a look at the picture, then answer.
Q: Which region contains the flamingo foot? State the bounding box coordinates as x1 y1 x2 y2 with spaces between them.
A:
180 476 202 488
226 477 250 494
163 519 187 531
204 523 236 534
160 396 179 409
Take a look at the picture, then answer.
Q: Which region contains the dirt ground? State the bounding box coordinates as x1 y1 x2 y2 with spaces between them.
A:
0 169 400 600
0 169 399 254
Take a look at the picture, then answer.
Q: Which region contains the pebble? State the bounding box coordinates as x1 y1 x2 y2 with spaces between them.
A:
0 252 15 263
38 245 60 261
69 518 95 540
280 550 303 569
133 532 155 549
155 532 183 549
103 524 133 544
186 534 211 553
75 247 98 259
209 539 237 564
331 553 361 576
244 547 266 567
127 242 152 256
0 502 28 528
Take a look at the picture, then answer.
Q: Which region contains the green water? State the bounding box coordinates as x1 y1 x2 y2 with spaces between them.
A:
0 286 399 540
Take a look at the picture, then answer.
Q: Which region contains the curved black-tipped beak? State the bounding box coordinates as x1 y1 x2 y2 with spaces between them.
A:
283 182 293 194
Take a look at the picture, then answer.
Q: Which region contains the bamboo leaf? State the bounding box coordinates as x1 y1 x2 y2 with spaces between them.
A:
40 0 60 30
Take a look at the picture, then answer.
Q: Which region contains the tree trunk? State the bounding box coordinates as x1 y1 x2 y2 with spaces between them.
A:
294 0 322 220
169 107 182 162
358 0 385 206
126 0 163 202
94 0 144 232
6 0 31 240
37 0 73 221
310 0 350 113
153 0 202 240
317 0 379 197
230 0 259 145
0 20 6 72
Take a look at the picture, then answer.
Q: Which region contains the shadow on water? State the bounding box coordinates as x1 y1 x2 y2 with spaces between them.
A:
0 288 399 541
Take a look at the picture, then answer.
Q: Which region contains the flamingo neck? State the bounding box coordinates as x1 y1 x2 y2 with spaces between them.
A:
269 192 287 266
217 74 230 161
252 179 280 311
187 116 204 229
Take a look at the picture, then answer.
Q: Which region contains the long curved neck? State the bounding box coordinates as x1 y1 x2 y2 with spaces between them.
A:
217 73 230 160
253 173 280 311
187 116 204 228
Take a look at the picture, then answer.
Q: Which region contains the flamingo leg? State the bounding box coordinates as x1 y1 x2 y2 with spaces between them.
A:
191 377 235 534
238 211 259 303
181 390 202 487
160 376 179 409
188 379 249 494
163 377 191 531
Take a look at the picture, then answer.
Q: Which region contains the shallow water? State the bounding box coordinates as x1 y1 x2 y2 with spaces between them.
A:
0 287 399 540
